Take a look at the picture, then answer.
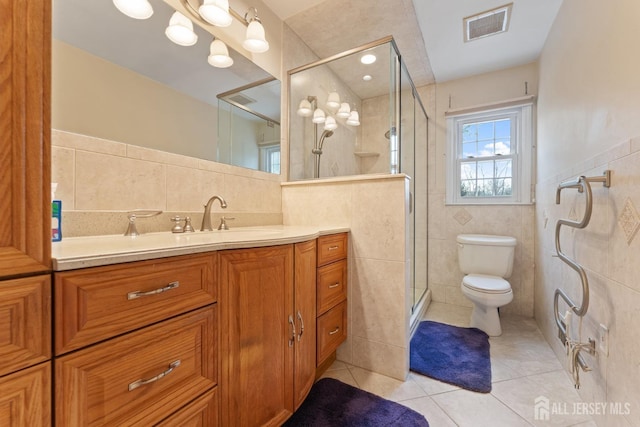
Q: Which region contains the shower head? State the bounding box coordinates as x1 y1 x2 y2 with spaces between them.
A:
321 130 334 140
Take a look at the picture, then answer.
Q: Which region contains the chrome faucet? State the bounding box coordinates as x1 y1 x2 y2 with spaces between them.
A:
201 195 227 231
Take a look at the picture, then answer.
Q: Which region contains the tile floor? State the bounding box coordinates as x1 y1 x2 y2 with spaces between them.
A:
322 302 596 427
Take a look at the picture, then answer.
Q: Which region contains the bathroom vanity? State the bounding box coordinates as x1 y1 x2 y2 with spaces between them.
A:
51 227 348 426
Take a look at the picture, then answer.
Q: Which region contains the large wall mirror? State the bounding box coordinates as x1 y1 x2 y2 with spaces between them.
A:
52 0 281 174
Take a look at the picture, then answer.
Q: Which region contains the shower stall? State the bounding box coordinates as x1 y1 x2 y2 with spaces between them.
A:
288 37 429 326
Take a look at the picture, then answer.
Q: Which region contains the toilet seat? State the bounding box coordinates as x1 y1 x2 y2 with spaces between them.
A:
462 274 511 294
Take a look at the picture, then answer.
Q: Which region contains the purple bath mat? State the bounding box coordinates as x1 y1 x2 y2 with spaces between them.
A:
410 320 491 393
283 378 429 426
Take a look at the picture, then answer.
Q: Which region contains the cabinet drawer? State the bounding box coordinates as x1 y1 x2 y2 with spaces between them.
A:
0 275 51 376
156 388 218 427
316 259 347 316
55 253 217 354
56 306 217 427
316 300 347 365
317 233 348 267
0 362 51 427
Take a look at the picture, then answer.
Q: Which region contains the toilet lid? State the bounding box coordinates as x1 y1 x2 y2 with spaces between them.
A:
463 274 511 294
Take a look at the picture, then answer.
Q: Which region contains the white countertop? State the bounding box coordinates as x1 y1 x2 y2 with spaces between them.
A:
52 225 350 271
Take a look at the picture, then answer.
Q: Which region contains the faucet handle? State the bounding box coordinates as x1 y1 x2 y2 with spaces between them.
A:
183 217 195 233
124 210 162 236
170 216 184 233
218 216 236 230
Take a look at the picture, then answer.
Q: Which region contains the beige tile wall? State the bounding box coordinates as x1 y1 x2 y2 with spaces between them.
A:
52 129 283 237
535 1 640 424
428 63 539 317
282 175 412 380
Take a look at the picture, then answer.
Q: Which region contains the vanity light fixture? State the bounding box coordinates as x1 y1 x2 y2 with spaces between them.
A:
242 7 269 53
324 116 338 131
360 53 376 65
346 110 360 126
336 102 351 119
312 108 326 124
363 74 372 81
113 0 153 19
297 99 313 117
199 0 233 27
326 92 341 110
208 38 234 68
165 11 198 46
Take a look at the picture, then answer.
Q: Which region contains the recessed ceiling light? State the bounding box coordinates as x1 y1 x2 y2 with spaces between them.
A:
360 54 376 65
363 75 372 81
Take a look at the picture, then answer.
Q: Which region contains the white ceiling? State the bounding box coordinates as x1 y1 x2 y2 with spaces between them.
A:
266 0 564 83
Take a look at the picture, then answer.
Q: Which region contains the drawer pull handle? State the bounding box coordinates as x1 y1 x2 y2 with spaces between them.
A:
328 245 340 251
328 282 340 289
288 315 296 347
128 281 180 300
297 311 304 341
128 360 181 391
329 327 340 336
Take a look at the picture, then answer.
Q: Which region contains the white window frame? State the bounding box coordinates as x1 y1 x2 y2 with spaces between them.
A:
446 102 534 205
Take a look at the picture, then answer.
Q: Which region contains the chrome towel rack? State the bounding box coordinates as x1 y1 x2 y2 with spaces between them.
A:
553 170 610 386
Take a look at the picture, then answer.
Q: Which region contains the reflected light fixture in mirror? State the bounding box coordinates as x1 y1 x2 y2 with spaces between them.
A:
360 53 376 64
208 38 234 68
336 102 351 118
165 11 198 46
326 91 340 110
324 116 338 131
297 99 313 117
312 108 326 124
346 110 360 126
113 0 153 19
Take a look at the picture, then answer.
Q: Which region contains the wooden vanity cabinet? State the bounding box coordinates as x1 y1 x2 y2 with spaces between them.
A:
219 241 317 426
54 254 218 426
0 1 52 425
316 233 348 368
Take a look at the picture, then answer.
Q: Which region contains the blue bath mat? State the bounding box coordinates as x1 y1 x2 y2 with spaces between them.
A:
410 321 491 393
284 378 429 426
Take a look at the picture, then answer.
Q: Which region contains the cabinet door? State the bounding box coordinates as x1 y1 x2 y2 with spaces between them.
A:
0 362 51 427
220 246 294 427
293 240 316 410
0 0 51 278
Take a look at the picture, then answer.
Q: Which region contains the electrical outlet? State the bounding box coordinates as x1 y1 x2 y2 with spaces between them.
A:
599 324 609 356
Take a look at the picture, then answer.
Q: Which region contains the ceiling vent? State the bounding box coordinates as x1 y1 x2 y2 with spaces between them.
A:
464 3 512 42
227 93 256 106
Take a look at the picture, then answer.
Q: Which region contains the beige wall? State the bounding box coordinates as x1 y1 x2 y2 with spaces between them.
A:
52 40 218 161
52 130 282 237
429 63 538 316
282 176 412 381
535 1 640 425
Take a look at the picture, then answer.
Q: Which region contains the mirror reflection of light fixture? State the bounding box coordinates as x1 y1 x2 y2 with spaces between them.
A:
243 7 269 53
208 39 234 68
324 116 338 131
297 99 313 117
198 0 233 27
360 53 376 64
346 110 360 126
312 108 326 124
336 102 351 119
113 0 153 19
165 12 198 46
326 92 340 110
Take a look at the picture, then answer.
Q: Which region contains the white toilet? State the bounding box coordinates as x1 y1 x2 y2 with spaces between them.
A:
457 234 517 336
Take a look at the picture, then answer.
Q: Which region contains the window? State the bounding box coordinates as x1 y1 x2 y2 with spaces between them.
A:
260 145 281 174
446 102 534 205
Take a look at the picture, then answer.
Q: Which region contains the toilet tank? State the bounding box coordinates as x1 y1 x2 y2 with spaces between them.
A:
457 234 517 278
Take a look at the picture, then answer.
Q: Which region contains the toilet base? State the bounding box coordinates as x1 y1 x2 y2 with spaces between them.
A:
470 304 503 336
